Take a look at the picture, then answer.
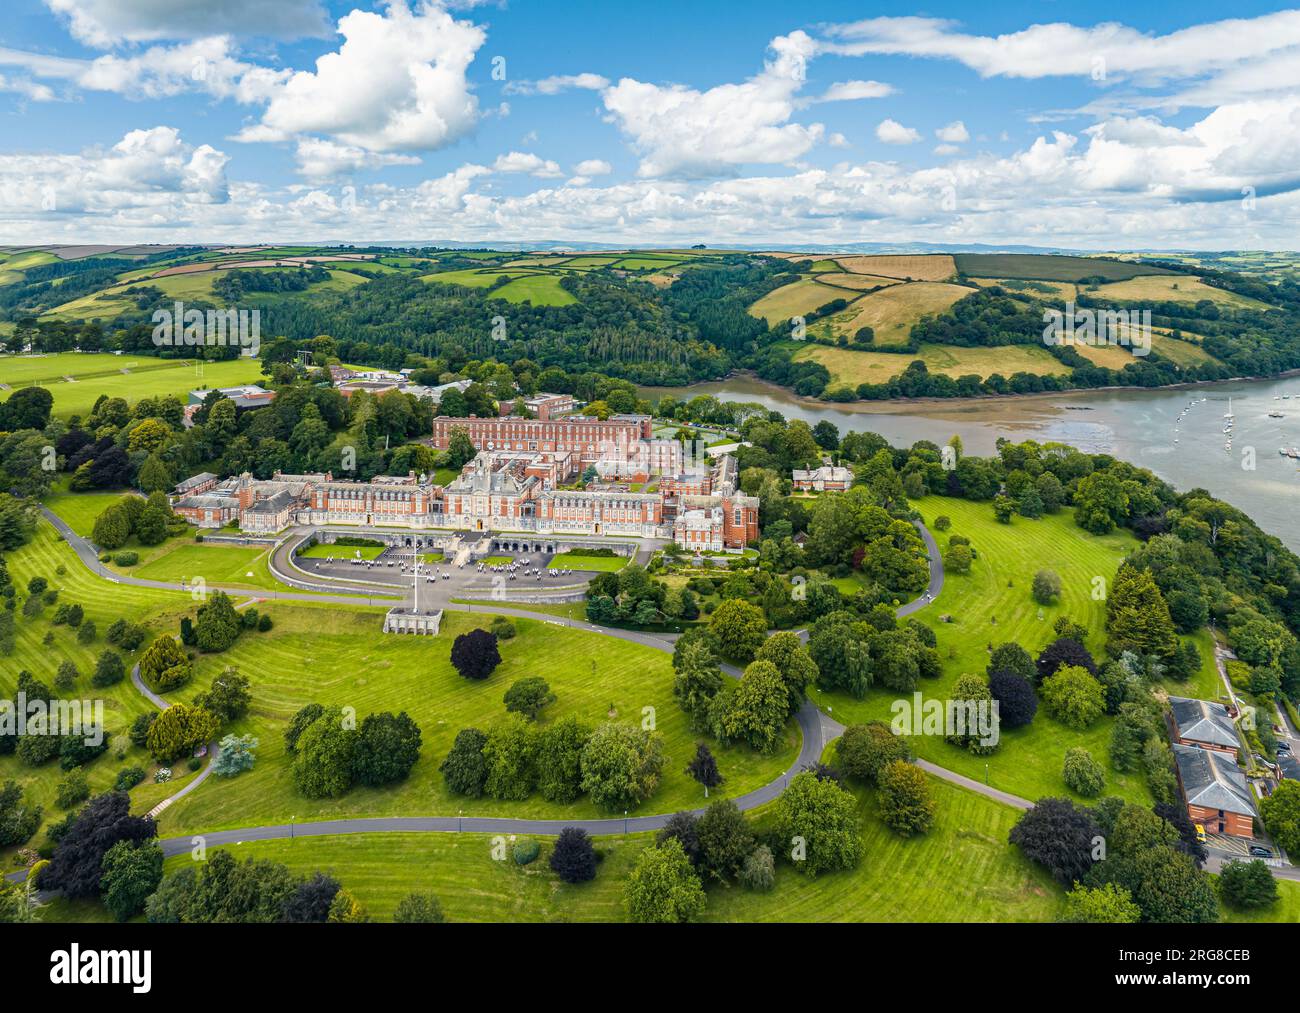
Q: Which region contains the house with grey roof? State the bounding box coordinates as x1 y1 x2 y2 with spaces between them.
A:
1173 742 1258 839
1168 695 1240 756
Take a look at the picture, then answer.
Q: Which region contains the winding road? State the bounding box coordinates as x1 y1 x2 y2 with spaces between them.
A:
23 509 1050 868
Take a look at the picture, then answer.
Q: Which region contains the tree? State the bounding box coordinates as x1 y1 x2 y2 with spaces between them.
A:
549 827 598 885
91 504 131 550
99 840 164 921
695 799 754 882
55 768 90 810
1036 638 1097 683
291 711 357 798
145 703 218 763
1074 470 1129 534
877 760 936 836
450 628 501 681
1260 779 1300 857
1040 665 1105 730
0 780 41 847
352 711 422 787
91 649 125 688
1217 859 1278 910
446 426 476 468
672 638 724 731
773 771 861 877
139 635 192 691
945 674 997 755
536 715 590 803
987 642 1036 682
134 503 169 546
988 669 1037 728
1009 798 1101 887
1032 569 1062 605
280 872 341 922
1107 845 1219 923
194 591 241 652
943 543 972 574
483 714 538 801
1062 747 1105 797
708 598 767 662
284 702 325 754
711 659 789 753
656 812 701 866
394 891 446 923
740 845 776 891
503 677 556 720
753 631 819 717
836 721 911 783
580 722 665 811
624 838 706 924
685 743 723 795
1062 882 1141 923
194 667 251 723
212 734 258 777
1106 564 1178 660
440 728 489 798
39 792 156 899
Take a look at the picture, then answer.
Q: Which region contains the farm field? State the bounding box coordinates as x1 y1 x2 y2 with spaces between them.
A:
954 253 1175 282
748 279 858 323
971 277 1077 301
833 254 956 281
813 282 974 346
1093 274 1274 311
0 355 262 418
792 341 1069 388
491 274 576 306
813 272 902 290
156 607 799 835
421 267 530 288
810 495 1156 806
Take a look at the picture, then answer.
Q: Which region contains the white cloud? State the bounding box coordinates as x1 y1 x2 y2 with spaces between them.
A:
573 159 612 176
240 1 485 153
802 79 893 105
876 118 921 144
933 143 960 156
493 151 564 177
0 126 228 220
935 120 969 143
504 72 610 96
294 139 422 179
43 0 330 48
603 31 825 177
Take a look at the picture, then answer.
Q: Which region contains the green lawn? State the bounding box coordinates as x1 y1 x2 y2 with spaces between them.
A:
43 486 124 537
156 606 798 835
479 555 513 566
547 552 628 573
298 543 385 560
131 542 277 590
490 274 577 306
811 495 1154 806
1 355 263 419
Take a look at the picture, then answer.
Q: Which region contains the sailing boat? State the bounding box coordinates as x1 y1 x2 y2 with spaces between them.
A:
1224 397 1234 419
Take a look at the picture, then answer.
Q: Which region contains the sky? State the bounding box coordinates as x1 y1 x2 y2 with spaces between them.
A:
1 0 1299 249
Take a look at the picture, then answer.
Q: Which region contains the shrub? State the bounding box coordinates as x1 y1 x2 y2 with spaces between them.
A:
836 721 911 783
54 769 90 810
1062 747 1105 797
512 838 540 865
115 767 146 792
503 677 556 721
932 515 951 531
1218 859 1279 910
877 760 936 836
1032 569 1062 605
113 551 139 567
489 616 516 640
739 844 776 891
549 827 597 884
393 891 446 923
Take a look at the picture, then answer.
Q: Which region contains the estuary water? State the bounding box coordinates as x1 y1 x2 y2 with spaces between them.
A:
640 374 1300 551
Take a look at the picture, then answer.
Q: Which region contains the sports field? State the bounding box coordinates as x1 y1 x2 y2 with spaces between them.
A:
0 353 263 418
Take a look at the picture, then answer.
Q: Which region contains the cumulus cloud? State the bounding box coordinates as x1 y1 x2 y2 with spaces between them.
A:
493 151 564 177
935 120 970 143
0 125 228 220
573 159 613 176
239 1 485 152
602 31 827 177
294 138 421 179
876 118 921 144
801 79 893 105
43 0 330 48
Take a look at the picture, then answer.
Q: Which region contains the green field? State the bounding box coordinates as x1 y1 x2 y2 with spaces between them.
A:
793 341 1069 389
1093 274 1273 311
298 543 386 560
547 552 629 572
954 254 1176 282
43 486 124 537
748 279 858 324
0 353 263 419
811 495 1154 805
811 282 974 346
156 606 798 835
130 542 277 589
491 274 577 306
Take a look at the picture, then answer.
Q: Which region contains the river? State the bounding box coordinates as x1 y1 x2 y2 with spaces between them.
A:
640 375 1300 552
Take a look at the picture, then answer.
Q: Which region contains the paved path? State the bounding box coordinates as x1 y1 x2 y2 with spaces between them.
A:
22 506 1044 862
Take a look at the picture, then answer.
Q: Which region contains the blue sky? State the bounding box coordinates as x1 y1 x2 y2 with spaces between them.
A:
1 0 1298 248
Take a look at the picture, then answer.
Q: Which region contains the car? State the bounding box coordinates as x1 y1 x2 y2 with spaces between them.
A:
1248 845 1273 859
1194 824 1207 844
1278 740 1292 753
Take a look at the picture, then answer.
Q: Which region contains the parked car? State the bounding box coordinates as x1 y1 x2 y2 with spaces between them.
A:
1277 740 1292 753
1194 824 1207 844
1248 845 1273 859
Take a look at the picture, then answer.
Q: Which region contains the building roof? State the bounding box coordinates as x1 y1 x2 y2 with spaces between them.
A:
173 471 216 494
1174 743 1257 817
1169 696 1240 750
